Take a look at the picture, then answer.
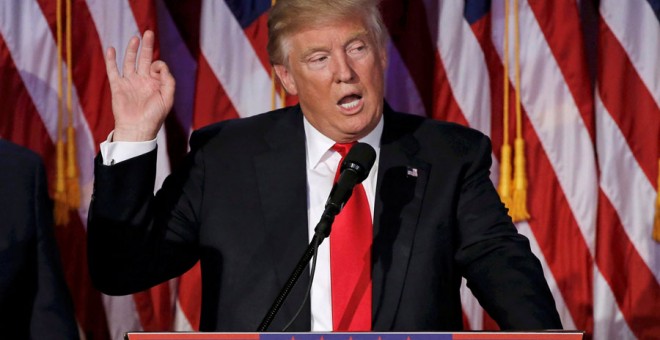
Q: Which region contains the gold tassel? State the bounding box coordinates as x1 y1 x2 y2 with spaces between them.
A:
53 0 69 226
653 159 660 242
498 0 513 211
66 127 80 208
511 138 530 221
54 140 70 226
64 0 79 209
508 0 530 222
498 144 513 209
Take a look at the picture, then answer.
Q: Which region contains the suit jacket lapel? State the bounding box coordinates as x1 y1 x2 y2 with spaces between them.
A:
372 109 430 330
253 106 311 330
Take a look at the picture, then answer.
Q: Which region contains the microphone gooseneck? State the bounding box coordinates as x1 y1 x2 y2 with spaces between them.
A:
314 142 376 239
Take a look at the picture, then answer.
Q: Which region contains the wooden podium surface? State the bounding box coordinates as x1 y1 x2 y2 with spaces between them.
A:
125 332 584 340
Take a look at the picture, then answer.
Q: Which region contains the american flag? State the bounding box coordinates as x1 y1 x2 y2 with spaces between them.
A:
0 0 658 339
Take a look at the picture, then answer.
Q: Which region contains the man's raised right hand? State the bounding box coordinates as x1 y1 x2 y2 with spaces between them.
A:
104 30 175 142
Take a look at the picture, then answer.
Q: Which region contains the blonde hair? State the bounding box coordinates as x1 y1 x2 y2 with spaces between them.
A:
267 0 386 65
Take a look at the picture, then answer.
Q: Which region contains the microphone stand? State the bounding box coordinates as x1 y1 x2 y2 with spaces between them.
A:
256 236 328 330
256 209 337 332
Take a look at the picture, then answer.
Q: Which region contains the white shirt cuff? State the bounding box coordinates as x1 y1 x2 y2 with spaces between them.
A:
100 131 157 165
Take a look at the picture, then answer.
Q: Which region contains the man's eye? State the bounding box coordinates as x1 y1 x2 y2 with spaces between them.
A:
349 44 368 55
310 56 328 63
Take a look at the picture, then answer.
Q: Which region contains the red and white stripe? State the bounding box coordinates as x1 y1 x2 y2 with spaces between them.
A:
200 0 280 119
418 0 595 332
594 0 660 339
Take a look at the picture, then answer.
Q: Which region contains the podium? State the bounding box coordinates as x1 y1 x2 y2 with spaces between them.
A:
125 332 584 340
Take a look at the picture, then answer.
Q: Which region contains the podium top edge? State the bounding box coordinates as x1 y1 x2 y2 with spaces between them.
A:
125 331 585 340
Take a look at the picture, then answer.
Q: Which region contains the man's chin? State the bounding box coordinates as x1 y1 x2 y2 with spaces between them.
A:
337 122 377 141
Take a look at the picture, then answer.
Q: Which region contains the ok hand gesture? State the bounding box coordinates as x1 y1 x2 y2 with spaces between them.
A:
105 30 175 142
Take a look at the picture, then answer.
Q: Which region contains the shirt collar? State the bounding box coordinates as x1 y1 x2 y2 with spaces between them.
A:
304 115 383 170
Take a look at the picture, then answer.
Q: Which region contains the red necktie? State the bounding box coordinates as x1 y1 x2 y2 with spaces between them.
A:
330 143 372 331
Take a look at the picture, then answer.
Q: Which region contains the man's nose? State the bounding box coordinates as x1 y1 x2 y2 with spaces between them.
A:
333 54 356 83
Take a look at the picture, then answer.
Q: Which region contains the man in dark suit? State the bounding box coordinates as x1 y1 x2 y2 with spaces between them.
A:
0 139 79 339
88 0 562 332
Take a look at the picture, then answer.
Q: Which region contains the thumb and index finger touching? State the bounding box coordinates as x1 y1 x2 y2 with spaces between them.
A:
151 59 175 107
103 30 176 142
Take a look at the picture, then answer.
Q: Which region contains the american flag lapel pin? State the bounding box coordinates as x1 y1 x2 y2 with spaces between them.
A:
406 166 418 177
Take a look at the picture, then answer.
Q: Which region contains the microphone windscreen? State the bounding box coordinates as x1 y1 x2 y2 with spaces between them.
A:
341 142 376 183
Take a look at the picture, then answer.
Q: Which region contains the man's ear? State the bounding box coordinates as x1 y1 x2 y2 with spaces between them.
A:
273 64 298 95
379 46 388 70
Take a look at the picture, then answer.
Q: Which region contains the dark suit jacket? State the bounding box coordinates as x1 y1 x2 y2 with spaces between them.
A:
89 105 561 332
0 140 79 339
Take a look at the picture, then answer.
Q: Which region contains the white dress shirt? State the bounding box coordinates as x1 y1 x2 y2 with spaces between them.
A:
303 117 382 331
100 114 383 331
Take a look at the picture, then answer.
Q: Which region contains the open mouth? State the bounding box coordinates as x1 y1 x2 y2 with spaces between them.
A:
338 94 363 110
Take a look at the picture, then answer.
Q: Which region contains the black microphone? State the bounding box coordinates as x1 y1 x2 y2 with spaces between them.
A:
315 142 376 239
257 142 376 332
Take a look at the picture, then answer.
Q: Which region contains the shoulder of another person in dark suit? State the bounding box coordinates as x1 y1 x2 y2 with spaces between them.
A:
0 139 44 176
0 139 47 223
